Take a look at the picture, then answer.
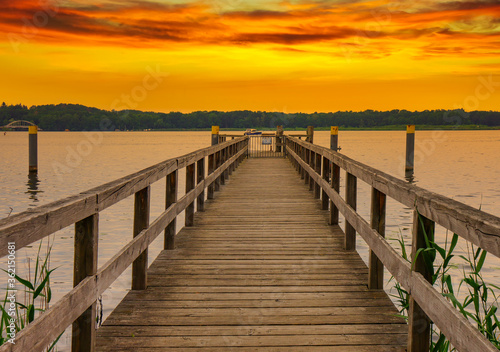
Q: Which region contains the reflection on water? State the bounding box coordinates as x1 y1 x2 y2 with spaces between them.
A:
26 172 43 203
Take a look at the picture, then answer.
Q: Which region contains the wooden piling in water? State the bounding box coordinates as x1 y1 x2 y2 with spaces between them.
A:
406 125 415 172
306 126 314 143
29 125 38 173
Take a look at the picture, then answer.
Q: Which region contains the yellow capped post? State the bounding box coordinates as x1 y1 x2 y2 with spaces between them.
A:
407 125 415 134
28 125 38 173
211 126 219 146
330 126 338 151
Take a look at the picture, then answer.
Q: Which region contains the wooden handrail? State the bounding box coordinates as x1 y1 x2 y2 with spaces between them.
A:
285 135 500 352
286 136 500 257
0 136 248 352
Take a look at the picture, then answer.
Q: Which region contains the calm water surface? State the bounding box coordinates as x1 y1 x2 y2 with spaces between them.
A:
0 130 499 349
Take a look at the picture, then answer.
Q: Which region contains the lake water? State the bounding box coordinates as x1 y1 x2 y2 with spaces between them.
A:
1 130 499 349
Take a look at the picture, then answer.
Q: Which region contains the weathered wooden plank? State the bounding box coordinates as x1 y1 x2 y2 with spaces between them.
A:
97 157 406 351
0 194 96 257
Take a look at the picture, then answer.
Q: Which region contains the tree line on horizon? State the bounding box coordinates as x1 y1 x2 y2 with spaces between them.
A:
0 103 499 131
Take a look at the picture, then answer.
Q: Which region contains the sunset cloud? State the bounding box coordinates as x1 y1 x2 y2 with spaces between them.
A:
0 0 499 112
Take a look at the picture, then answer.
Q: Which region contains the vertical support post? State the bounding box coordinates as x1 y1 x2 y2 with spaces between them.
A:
408 211 435 352
368 188 386 289
304 148 310 185
329 127 340 225
330 126 338 151
306 126 314 143
300 146 305 180
72 214 98 352
228 145 234 175
185 163 195 226
276 125 283 153
132 186 150 290
314 153 321 199
220 148 226 185
165 170 177 249
309 151 315 191
197 157 205 212
224 146 230 180
212 126 220 192
322 156 329 210
29 125 38 173
329 160 340 225
345 173 357 250
406 125 415 172
207 153 215 199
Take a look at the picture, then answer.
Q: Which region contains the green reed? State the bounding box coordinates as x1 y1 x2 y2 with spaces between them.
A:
0 239 61 350
390 213 500 351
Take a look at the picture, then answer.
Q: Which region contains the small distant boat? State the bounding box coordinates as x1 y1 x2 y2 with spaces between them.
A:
244 129 262 136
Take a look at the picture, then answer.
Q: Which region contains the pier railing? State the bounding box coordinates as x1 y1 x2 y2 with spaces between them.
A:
285 135 500 352
0 136 248 352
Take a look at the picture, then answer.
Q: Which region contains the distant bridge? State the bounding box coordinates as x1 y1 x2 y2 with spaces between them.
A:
1 120 41 130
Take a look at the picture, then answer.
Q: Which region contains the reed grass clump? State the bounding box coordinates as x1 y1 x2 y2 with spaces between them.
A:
390 213 500 351
0 239 61 350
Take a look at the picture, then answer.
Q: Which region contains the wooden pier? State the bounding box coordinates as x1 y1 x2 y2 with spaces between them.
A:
96 158 407 351
0 128 499 352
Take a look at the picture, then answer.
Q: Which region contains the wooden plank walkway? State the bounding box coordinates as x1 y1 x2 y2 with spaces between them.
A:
96 158 407 351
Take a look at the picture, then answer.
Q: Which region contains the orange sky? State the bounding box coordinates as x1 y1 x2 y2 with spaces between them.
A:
1 0 499 113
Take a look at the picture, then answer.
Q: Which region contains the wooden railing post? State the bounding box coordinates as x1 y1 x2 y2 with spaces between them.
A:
72 213 98 352
212 126 220 192
132 186 150 290
197 157 205 212
276 125 283 152
314 153 321 199
207 153 215 199
185 163 196 226
329 128 340 225
322 156 329 210
165 170 177 249
304 149 310 185
309 151 315 191
369 188 386 289
228 145 234 175
408 211 435 352
300 146 305 180
345 172 357 250
223 146 229 181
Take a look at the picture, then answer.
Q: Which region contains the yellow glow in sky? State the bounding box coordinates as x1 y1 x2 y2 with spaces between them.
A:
0 0 499 112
